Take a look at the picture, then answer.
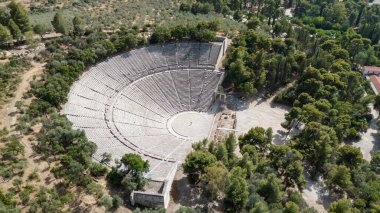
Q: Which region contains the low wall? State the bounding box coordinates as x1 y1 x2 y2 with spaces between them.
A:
130 162 178 209
215 37 227 69
130 191 165 208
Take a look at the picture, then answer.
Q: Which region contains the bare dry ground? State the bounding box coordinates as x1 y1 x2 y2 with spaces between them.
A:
167 169 219 213
0 0 31 8
302 175 337 213
233 94 290 145
0 62 62 203
351 105 380 161
0 61 56 203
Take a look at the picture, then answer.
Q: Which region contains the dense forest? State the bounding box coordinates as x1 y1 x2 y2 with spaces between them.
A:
224 9 380 96
182 0 380 213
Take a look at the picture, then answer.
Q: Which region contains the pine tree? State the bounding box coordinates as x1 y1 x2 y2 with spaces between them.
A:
0 24 13 46
0 8 11 26
51 13 68 35
8 1 31 33
8 19 22 41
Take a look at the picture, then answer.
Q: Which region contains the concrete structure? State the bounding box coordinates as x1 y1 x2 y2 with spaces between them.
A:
130 162 178 208
65 40 227 208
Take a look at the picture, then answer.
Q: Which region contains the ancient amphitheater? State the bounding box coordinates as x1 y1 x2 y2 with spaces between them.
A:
64 41 226 207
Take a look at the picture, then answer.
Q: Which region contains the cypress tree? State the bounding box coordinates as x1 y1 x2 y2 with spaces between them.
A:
72 16 84 36
8 19 22 41
52 12 68 35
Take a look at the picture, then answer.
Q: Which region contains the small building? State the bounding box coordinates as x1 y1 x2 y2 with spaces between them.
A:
362 66 380 95
368 75 380 95
361 66 380 76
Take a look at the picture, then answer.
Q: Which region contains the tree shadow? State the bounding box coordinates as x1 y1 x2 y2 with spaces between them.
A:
170 170 208 208
303 173 338 211
8 111 18 117
370 131 380 156
273 130 288 145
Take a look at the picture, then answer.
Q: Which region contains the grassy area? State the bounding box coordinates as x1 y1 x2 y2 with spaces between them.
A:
28 0 245 33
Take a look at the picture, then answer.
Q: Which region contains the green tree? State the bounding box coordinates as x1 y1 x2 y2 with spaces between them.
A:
183 150 216 182
325 3 348 26
52 156 88 185
0 24 13 46
72 16 84 36
241 144 259 160
121 172 146 192
247 17 260 29
215 143 228 164
225 167 249 212
291 122 338 176
112 195 123 209
125 33 138 50
262 0 283 26
370 151 380 173
337 145 363 169
4 137 25 159
238 81 257 96
284 201 300 213
8 19 22 41
325 164 352 194
150 26 171 44
89 163 108 177
257 173 284 204
171 25 188 40
225 133 237 161
269 145 305 190
51 12 68 35
7 1 31 32
0 8 10 26
329 199 359 213
33 24 46 38
98 195 113 209
239 127 272 152
120 153 149 175
200 165 228 200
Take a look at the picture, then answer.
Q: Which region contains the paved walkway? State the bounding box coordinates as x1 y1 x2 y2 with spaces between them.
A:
352 105 380 161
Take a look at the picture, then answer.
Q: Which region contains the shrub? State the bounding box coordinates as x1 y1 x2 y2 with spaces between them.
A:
112 195 123 209
89 163 108 177
28 169 40 181
98 195 113 209
85 182 104 198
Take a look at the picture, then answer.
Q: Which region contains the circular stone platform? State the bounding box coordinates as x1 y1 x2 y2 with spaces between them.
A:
168 111 211 140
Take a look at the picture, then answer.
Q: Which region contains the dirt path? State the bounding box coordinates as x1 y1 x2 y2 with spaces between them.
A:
0 61 56 193
0 61 44 134
352 105 380 161
233 82 294 145
302 175 336 213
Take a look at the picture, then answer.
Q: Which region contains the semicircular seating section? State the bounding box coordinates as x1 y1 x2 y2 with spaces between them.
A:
64 42 223 181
